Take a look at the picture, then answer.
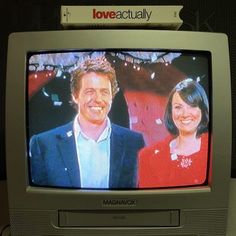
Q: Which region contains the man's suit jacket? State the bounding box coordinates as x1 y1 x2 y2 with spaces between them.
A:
29 122 145 189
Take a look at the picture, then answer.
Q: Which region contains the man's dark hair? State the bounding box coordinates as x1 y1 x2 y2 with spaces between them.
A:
71 56 119 98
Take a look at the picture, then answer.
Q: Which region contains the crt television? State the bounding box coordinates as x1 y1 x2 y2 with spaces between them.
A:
6 30 231 236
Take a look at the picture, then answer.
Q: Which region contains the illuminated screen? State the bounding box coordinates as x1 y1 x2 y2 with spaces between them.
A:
27 50 211 190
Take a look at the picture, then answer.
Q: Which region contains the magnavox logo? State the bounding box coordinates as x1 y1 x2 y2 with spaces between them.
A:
93 8 152 22
102 199 137 207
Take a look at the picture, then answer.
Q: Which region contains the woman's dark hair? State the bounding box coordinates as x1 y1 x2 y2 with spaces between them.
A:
164 79 209 137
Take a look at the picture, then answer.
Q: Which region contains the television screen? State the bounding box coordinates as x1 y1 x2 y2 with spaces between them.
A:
27 50 211 190
6 30 231 236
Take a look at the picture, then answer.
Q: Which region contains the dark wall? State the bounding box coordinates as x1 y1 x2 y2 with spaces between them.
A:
0 0 235 179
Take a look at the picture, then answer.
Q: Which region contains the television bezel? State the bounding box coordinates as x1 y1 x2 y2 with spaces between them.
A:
6 29 231 212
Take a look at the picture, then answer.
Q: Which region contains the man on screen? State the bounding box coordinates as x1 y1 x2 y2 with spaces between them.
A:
29 56 145 189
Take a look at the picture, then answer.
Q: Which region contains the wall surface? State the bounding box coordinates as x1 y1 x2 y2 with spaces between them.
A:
0 181 9 232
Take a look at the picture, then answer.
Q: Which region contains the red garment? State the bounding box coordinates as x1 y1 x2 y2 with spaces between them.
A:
138 133 209 188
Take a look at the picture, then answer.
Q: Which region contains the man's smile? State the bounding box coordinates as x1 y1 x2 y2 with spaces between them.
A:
89 106 104 112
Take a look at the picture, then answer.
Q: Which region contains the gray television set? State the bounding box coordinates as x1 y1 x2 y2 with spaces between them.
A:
5 30 231 236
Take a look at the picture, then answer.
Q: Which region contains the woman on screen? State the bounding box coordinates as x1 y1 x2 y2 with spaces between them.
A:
138 79 210 188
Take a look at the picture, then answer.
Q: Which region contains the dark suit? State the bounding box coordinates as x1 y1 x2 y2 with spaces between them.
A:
29 122 145 189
